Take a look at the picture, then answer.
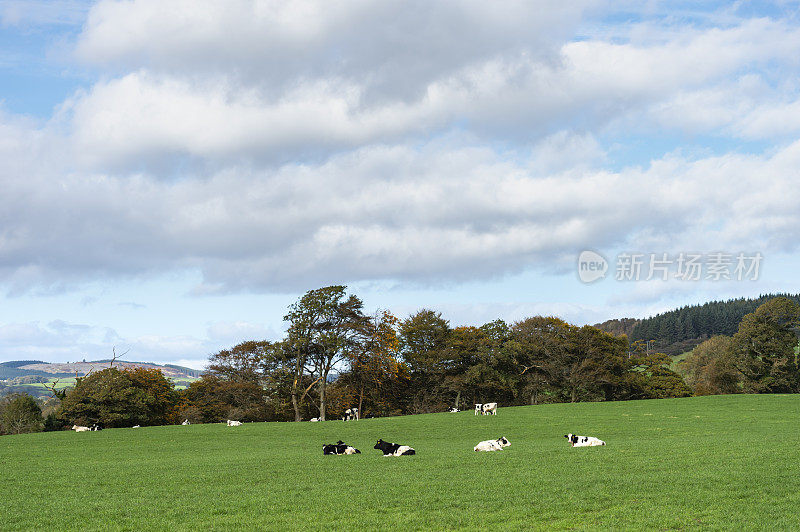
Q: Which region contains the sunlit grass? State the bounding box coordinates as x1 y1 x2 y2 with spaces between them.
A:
1 395 798 530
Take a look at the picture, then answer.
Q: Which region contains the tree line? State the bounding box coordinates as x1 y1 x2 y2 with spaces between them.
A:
3 289 798 435
629 293 800 354
677 297 800 395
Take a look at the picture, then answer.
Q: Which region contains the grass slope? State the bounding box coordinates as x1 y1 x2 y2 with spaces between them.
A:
1 395 798 530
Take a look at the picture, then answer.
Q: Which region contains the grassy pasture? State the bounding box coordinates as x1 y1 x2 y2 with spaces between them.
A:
1 395 798 530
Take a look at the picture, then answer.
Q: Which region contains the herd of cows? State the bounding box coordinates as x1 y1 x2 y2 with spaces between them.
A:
316 403 606 456
69 403 606 450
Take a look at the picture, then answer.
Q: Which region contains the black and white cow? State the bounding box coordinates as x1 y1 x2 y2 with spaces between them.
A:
90 423 103 431
373 439 415 456
474 436 511 452
448 407 460 413
474 403 483 415
322 440 361 455
564 433 605 447
481 402 498 415
342 407 359 421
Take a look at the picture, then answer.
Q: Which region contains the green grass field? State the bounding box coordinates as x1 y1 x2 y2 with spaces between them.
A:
670 351 692 370
1 395 798 530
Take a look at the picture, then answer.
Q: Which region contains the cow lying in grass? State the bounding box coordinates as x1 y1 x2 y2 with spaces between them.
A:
474 437 510 452
72 424 102 432
564 433 605 447
227 420 242 427
322 440 361 455
448 407 460 413
181 419 190 426
374 439 415 456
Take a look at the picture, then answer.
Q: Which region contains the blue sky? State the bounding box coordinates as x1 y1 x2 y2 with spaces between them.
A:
2 0 800 369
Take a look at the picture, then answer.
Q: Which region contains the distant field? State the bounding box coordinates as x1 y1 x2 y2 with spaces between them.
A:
670 350 692 370
20 378 76 389
1 395 798 530
5 376 199 397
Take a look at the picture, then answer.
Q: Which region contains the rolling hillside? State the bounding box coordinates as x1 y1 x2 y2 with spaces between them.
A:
0 360 201 398
595 293 800 355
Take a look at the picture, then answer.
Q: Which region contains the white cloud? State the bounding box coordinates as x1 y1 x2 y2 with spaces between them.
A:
75 0 594 95
3 113 800 295
62 14 800 170
3 1 800 301
0 318 279 368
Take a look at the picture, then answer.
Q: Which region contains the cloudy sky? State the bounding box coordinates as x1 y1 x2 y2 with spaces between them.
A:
2 0 800 369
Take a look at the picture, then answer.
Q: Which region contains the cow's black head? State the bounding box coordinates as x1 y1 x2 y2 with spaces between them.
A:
336 440 344 445
374 439 385 450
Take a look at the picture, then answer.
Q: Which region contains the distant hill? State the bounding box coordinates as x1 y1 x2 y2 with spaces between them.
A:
0 360 203 399
627 293 800 355
593 318 640 338
0 360 201 382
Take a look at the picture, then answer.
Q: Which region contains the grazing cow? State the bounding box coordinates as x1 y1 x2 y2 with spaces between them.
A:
474 404 483 415
448 407 460 413
481 402 498 415
181 419 190 426
373 439 415 456
72 425 90 432
310 417 320 422
226 420 242 427
474 436 511 452
342 407 359 421
322 440 361 455
564 433 606 447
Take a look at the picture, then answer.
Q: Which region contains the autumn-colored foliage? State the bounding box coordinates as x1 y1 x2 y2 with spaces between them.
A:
57 367 178 427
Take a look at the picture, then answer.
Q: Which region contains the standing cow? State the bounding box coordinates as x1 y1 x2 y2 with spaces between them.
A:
474 404 483 415
481 402 498 415
342 408 359 421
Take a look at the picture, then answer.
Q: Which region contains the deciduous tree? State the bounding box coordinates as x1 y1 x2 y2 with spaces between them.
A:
0 393 43 435
284 286 367 421
57 367 178 427
732 297 800 392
